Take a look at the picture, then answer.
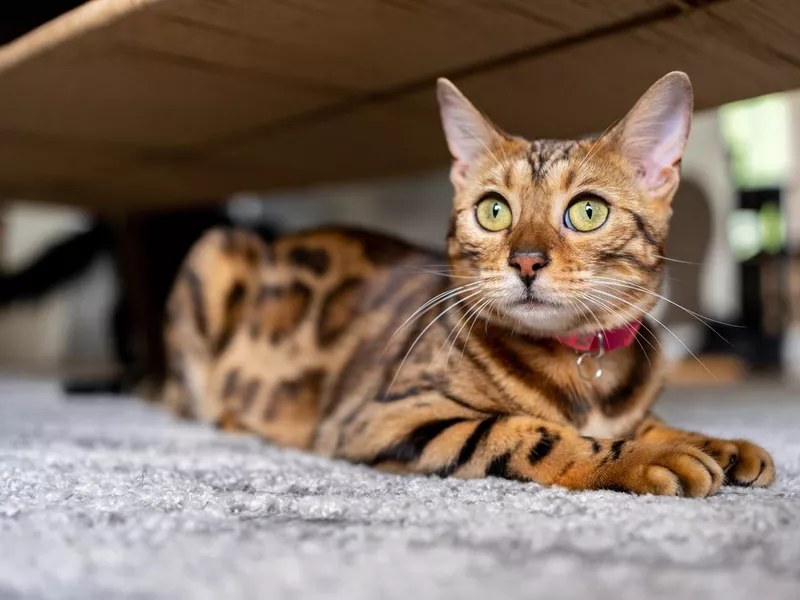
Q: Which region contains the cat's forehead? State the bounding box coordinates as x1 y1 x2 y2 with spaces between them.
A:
466 135 619 198
497 135 621 192
473 137 592 190
527 139 580 181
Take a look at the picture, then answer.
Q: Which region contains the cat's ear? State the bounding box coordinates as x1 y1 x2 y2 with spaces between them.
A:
612 71 693 197
437 78 503 188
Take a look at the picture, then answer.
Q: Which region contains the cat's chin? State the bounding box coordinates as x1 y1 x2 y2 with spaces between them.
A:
500 302 580 336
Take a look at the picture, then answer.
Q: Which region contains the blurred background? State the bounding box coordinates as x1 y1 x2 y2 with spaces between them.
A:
1 1 800 393
3 93 800 390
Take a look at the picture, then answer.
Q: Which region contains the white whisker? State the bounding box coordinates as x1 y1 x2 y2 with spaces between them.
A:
433 294 485 369
655 255 701 265
385 289 486 396
593 277 739 346
592 289 716 380
446 297 493 371
576 118 622 173
579 290 659 349
462 123 505 173
578 292 656 367
389 281 484 343
462 298 496 364
408 269 487 280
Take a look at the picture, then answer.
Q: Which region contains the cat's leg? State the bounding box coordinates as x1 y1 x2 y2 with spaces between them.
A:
339 399 724 497
163 227 267 424
634 413 775 487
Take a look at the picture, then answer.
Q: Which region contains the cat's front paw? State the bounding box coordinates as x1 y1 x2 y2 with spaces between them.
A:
599 442 724 498
696 438 775 487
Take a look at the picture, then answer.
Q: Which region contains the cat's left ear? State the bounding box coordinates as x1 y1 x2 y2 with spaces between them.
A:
437 78 503 188
612 71 693 198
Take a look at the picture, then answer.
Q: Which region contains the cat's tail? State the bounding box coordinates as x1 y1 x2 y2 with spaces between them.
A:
0 221 113 307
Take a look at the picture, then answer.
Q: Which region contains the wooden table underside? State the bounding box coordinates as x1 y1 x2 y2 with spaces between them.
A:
0 0 799 212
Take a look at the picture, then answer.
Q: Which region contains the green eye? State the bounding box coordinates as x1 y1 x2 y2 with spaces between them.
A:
565 197 609 232
475 196 512 231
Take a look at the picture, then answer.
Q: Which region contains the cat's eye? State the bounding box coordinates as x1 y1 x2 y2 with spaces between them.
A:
475 195 512 232
565 196 610 232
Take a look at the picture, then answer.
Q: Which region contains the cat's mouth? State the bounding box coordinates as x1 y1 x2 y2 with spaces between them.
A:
495 278 578 332
513 289 562 308
502 291 577 334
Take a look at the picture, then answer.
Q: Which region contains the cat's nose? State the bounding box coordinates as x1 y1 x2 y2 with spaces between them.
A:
508 251 550 287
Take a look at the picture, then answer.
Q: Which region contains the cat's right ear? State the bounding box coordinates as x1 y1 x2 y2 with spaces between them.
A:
437 78 502 188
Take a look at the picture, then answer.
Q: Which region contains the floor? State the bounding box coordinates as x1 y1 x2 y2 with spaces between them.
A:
1 378 799 600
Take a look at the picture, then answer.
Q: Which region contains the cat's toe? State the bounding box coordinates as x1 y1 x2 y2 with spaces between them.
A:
649 445 724 497
725 440 775 487
601 443 724 498
700 439 740 472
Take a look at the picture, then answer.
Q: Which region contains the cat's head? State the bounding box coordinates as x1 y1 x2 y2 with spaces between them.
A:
437 72 693 336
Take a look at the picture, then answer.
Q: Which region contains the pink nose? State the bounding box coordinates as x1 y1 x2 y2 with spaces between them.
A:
508 252 550 276
508 251 550 286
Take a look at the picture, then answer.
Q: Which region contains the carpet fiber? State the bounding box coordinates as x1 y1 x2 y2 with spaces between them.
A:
1 378 799 599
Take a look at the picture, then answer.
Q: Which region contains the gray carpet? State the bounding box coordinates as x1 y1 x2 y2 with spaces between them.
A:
1 378 800 600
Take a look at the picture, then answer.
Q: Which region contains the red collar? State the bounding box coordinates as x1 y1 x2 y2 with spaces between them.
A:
557 321 642 353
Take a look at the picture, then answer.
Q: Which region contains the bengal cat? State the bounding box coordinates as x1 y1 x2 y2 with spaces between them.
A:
163 72 774 497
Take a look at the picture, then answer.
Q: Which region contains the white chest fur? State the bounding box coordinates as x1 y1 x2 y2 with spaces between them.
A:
578 406 648 439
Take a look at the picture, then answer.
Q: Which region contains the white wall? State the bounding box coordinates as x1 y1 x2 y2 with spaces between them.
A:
0 202 87 366
782 91 800 380
681 109 740 321
0 201 114 372
232 169 453 251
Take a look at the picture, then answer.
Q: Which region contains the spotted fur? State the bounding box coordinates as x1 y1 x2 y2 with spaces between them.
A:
162 73 774 497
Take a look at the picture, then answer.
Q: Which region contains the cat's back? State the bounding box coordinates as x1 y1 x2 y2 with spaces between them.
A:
271 225 437 281
260 225 445 354
163 224 445 439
